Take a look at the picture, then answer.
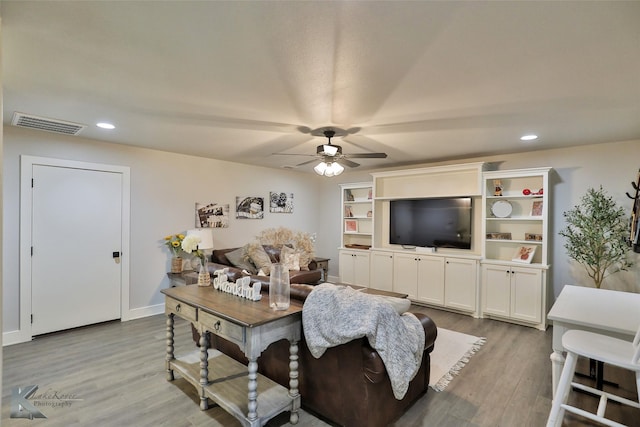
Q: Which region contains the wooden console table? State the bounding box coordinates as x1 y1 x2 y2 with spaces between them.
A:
162 285 302 426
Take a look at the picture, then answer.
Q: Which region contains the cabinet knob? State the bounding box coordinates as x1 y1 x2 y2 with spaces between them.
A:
214 320 221 331
175 304 181 312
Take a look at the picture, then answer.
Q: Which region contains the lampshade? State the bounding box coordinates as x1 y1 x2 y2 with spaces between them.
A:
186 228 214 250
314 162 328 175
314 161 344 177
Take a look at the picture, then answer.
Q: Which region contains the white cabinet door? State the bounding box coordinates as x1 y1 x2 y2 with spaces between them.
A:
482 264 511 317
339 250 355 284
444 258 477 312
416 256 444 305
339 250 370 286
393 253 418 299
369 251 394 291
353 252 371 286
510 267 543 323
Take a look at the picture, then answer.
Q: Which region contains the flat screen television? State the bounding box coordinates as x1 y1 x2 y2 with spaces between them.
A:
389 197 472 249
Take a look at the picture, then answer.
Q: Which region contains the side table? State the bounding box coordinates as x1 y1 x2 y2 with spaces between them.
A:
166 271 195 287
162 285 302 426
313 257 330 281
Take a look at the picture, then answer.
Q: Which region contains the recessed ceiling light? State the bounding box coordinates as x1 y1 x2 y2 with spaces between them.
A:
520 134 538 141
96 122 115 130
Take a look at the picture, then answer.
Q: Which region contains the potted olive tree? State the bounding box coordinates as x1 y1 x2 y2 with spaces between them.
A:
560 186 634 288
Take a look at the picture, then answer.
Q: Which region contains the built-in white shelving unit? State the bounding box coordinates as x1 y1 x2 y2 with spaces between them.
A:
481 167 552 330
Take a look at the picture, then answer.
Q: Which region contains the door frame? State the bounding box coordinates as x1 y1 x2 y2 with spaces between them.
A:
18 155 131 343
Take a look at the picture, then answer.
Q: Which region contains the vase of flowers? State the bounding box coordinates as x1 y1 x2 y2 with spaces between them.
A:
181 234 210 286
164 233 185 273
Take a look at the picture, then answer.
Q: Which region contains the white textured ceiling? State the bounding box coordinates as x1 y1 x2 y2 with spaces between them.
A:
2 1 639 172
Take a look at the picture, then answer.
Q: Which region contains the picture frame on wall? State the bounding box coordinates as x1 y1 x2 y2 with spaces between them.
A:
344 219 358 233
236 196 264 219
196 202 230 228
269 191 293 213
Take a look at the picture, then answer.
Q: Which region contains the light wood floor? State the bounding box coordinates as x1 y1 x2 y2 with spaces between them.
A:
2 306 638 426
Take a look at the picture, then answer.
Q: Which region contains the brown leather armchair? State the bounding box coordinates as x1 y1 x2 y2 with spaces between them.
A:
193 283 438 427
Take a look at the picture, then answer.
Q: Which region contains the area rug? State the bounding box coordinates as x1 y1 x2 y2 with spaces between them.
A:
429 327 486 392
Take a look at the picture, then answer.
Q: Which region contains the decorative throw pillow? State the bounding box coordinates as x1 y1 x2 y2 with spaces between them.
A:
247 243 273 276
224 246 258 275
294 247 312 271
280 245 301 271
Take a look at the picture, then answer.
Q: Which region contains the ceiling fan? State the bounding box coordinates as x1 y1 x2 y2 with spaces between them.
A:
273 128 388 175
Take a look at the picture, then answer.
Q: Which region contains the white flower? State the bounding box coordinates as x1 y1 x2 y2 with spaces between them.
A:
181 234 201 254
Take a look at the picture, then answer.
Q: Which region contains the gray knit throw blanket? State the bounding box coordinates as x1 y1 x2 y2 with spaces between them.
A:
302 283 425 399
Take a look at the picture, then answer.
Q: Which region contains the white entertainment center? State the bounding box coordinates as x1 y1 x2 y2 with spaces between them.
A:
338 162 552 330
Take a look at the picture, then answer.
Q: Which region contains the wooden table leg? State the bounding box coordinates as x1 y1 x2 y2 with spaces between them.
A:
247 358 258 422
166 313 175 381
289 340 300 424
199 330 209 410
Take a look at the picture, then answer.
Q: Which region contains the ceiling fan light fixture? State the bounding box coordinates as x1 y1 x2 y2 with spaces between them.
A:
314 161 344 177
314 161 328 175
323 144 338 156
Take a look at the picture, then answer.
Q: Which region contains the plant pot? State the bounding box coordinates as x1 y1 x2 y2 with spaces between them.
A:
171 257 183 273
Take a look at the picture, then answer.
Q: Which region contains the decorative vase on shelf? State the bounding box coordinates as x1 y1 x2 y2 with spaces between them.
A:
197 258 211 287
269 263 290 310
171 257 183 273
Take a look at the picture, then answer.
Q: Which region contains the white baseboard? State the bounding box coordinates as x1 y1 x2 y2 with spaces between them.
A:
326 275 340 283
3 304 164 347
124 303 164 321
3 329 31 346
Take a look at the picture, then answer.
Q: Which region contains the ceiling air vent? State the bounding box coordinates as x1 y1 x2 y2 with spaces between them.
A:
11 112 86 135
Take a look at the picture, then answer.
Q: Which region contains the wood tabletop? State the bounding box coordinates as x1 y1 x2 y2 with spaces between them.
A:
162 285 302 328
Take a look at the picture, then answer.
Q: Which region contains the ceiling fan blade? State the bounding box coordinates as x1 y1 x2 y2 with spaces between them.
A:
272 152 316 157
296 158 320 167
346 152 388 159
338 158 360 168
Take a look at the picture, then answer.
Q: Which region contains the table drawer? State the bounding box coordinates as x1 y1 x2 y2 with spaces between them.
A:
165 296 197 322
199 311 245 345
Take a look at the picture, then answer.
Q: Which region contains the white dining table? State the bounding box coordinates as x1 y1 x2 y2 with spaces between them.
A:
547 285 640 397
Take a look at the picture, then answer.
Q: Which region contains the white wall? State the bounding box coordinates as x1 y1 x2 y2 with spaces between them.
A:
4 127 639 339
321 139 640 297
2 126 322 336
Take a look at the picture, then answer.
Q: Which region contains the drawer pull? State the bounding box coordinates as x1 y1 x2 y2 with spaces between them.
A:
175 304 181 312
214 320 221 331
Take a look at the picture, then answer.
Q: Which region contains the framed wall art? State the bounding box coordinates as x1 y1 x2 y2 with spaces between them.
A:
196 202 230 228
269 191 293 213
236 196 264 219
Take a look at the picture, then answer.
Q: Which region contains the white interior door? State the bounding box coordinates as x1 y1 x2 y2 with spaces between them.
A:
31 165 122 335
